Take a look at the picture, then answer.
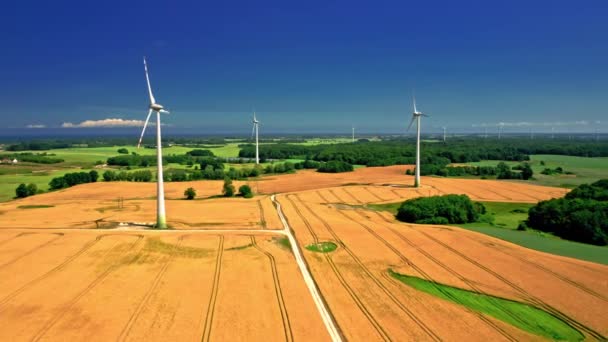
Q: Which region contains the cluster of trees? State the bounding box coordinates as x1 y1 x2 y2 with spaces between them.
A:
5 141 71 151
526 180 608 245
317 160 354 173
1 153 64 164
15 183 38 198
106 154 161 167
102 170 153 182
396 194 486 224
221 178 253 198
411 162 533 180
117 148 129 154
540 166 572 175
49 171 99 190
239 139 608 167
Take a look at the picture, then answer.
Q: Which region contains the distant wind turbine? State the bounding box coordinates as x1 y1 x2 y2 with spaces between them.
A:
251 111 260 164
407 96 428 188
551 127 555 139
498 123 504 139
352 125 355 143
137 57 170 229
442 126 447 142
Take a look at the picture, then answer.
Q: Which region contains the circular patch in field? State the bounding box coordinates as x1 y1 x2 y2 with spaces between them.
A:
305 241 338 253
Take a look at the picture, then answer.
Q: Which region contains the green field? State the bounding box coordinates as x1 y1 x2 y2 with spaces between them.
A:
368 200 608 265
464 154 608 188
389 270 584 341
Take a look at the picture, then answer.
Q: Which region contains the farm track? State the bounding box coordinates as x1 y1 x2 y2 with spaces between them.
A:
465 235 608 303
0 234 104 308
329 203 515 342
299 193 444 341
408 224 606 340
0 233 64 271
257 200 267 229
31 234 145 342
286 194 390 341
251 236 294 342
201 235 224 342
0 232 29 248
117 235 186 342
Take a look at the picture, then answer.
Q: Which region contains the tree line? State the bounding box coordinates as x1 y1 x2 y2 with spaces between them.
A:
525 179 608 245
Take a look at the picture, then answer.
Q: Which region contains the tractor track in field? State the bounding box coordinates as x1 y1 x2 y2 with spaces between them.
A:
0 234 105 309
286 194 390 341
363 187 387 202
0 233 64 272
327 202 514 342
408 225 605 340
31 234 144 342
257 200 267 229
0 232 31 248
341 187 364 204
201 235 224 342
305 192 443 341
464 235 608 303
251 236 294 342
118 235 186 342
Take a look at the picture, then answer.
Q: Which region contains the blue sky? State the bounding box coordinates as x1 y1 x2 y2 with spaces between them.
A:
1 0 607 134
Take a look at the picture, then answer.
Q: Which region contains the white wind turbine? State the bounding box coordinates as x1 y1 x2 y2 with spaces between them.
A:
251 111 260 164
442 126 447 142
137 57 170 229
407 96 428 188
352 124 355 143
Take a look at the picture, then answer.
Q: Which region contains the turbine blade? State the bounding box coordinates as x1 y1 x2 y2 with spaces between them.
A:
407 116 416 131
137 108 154 148
143 57 156 104
159 109 170 114
413 95 417 113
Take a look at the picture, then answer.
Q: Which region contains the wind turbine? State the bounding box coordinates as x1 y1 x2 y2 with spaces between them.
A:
352 125 355 143
137 57 170 229
407 96 428 188
498 123 504 139
251 111 260 164
442 126 447 142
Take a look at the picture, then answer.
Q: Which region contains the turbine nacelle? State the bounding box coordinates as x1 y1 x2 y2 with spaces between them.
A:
150 103 169 113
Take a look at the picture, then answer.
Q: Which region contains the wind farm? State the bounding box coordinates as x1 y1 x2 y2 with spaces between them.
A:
1 2 607 342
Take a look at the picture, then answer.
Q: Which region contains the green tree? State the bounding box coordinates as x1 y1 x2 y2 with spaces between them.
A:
184 187 196 200
239 185 253 198
222 177 235 197
521 163 533 180
15 183 28 198
26 183 38 196
89 170 99 182
117 148 129 154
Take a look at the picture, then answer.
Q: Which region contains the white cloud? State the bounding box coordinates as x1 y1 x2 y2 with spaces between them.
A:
26 124 46 128
61 118 149 128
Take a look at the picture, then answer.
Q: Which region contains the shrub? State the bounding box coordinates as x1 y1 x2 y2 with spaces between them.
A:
239 185 253 198
396 194 485 224
26 183 37 196
15 184 28 198
222 177 235 197
184 187 196 200
89 170 99 182
117 148 129 154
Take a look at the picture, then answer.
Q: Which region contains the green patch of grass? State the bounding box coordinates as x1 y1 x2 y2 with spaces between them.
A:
17 204 54 209
389 270 584 341
305 241 338 253
226 243 253 251
367 201 401 215
274 237 291 250
477 202 533 229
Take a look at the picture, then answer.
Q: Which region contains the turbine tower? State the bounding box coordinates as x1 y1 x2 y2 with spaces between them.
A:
352 125 355 143
407 96 428 188
137 57 170 229
251 111 260 164
498 123 504 139
442 126 447 142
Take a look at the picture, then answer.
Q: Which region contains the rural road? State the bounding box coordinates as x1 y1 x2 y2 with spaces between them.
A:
271 194 343 342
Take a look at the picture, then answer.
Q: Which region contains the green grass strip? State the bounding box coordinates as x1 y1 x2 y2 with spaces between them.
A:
305 241 338 253
389 270 583 341
17 204 54 209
